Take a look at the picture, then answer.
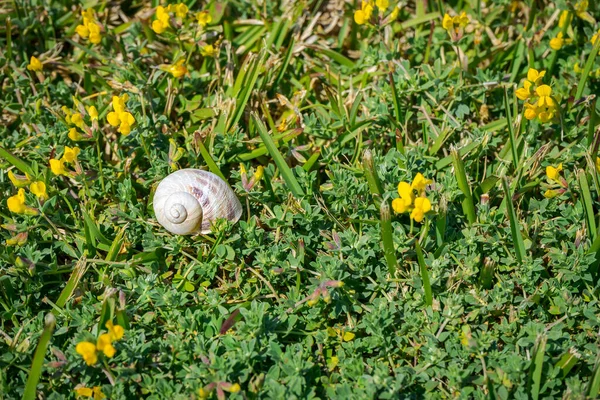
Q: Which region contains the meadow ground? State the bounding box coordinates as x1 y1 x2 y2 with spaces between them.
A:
1 0 600 398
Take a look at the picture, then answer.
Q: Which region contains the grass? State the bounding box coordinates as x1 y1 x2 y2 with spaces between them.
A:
1 0 600 398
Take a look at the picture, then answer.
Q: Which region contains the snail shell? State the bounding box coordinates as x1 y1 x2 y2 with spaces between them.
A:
153 169 242 235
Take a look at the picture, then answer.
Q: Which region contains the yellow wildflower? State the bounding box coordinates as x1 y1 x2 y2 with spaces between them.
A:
27 56 43 72
592 31 600 46
170 3 189 18
558 11 571 29
546 163 563 183
70 113 84 129
392 181 413 214
442 12 469 40
516 80 533 100
550 32 571 50
200 44 217 57
225 384 241 393
74 386 106 399
544 189 559 198
535 85 553 107
596 157 600 172
107 94 135 135
375 0 389 10
574 0 595 24
354 0 374 25
63 146 80 163
30 181 48 201
8 170 31 188
7 189 26 214
410 197 431 223
164 59 188 78
253 166 264 182
197 11 212 27
68 128 82 141
6 232 28 247
96 334 116 358
537 104 556 123
106 321 124 341
87 105 98 120
152 6 171 34
527 68 546 85
76 9 102 44
523 103 538 120
76 341 98 365
411 173 432 193
50 158 68 176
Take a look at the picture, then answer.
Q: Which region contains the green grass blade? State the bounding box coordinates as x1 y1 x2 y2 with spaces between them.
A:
251 113 304 198
195 133 226 181
451 149 476 225
0 146 35 177
502 177 526 263
578 169 596 242
22 313 56 400
380 202 398 276
54 257 88 311
415 240 433 306
528 335 547 400
575 38 600 100
588 355 600 398
363 149 383 207
504 87 519 171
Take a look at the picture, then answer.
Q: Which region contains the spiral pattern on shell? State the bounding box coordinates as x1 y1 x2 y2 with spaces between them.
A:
153 169 243 235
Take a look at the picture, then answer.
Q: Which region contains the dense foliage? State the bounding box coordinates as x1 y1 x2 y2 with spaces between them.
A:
1 0 600 398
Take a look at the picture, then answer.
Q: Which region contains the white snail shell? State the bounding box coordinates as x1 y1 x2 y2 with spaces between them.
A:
153 169 242 235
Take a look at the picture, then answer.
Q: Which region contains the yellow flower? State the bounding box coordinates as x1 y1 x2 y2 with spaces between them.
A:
50 158 68 176
27 56 43 72
253 166 264 182
6 232 28 247
7 189 26 214
76 9 102 44
68 128 82 141
76 341 98 365
523 102 538 120
592 31 600 46
88 23 102 44
550 32 571 50
87 106 98 120
535 85 553 107
392 181 413 214
558 11 571 29
70 113 84 129
75 386 106 399
596 157 600 172
197 11 212 27
8 170 31 188
30 181 48 201
453 11 469 28
375 0 389 10
152 6 171 34
442 14 453 30
543 189 559 198
526 68 546 85
165 59 188 78
411 173 432 193
171 3 189 18
354 0 374 25
225 384 241 393
107 95 135 135
63 146 80 163
575 0 595 24
200 44 217 57
546 163 563 182
96 334 116 358
537 104 555 123
516 80 533 100
410 197 431 223
106 321 124 341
